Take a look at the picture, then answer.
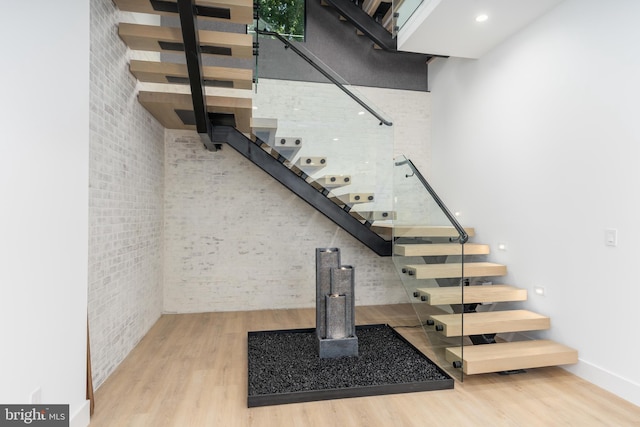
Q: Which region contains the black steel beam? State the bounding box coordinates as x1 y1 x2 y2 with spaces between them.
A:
177 0 215 150
322 0 397 51
212 125 393 256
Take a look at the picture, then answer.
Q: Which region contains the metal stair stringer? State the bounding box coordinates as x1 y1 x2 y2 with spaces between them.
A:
212 125 393 256
322 0 397 51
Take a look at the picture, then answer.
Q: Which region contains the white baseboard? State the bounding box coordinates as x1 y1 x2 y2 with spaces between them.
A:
566 359 640 407
70 400 91 427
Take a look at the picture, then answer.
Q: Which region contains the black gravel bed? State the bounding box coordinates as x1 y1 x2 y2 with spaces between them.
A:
247 324 453 407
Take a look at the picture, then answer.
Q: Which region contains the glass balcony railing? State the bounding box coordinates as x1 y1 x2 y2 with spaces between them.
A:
393 0 425 37
392 155 468 381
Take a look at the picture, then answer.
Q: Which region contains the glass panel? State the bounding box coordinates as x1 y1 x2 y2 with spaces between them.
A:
252 31 394 229
395 0 424 33
392 155 465 382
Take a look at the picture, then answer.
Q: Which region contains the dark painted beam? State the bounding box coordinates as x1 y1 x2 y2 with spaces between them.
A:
177 0 216 150
322 0 396 51
212 125 393 256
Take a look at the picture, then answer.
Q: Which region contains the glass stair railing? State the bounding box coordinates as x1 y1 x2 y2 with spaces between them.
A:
392 0 424 36
224 20 397 255
392 155 469 381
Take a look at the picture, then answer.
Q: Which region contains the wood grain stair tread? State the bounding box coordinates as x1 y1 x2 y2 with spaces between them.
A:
415 284 527 305
250 117 278 145
371 224 476 239
330 193 375 205
403 262 506 280
311 175 352 189
129 60 252 89
394 243 490 257
351 211 396 222
113 0 254 24
118 23 253 58
445 340 578 375
137 91 252 133
430 310 550 337
296 157 327 169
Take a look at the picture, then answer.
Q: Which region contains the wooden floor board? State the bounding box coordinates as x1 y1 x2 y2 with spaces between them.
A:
90 305 640 426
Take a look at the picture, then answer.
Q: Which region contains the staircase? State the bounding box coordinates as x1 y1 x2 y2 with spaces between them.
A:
392 225 578 375
321 0 397 50
113 0 578 379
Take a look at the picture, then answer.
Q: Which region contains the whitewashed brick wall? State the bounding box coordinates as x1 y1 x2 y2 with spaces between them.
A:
88 0 165 388
163 79 431 313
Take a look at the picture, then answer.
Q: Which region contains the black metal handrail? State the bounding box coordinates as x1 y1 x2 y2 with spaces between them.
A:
394 158 469 244
257 29 393 127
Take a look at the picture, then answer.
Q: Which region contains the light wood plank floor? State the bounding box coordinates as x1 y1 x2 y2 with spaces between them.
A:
90 305 640 426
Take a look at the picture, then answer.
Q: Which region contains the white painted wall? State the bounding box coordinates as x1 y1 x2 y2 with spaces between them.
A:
0 1 90 425
429 0 640 406
163 80 430 313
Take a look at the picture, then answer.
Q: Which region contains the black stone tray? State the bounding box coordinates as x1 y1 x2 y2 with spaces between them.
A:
247 324 454 407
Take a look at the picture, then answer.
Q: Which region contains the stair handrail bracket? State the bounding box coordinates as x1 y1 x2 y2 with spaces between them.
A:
394 157 468 244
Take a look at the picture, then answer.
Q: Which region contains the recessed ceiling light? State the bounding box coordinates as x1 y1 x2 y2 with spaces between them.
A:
476 14 489 23
358 111 365 115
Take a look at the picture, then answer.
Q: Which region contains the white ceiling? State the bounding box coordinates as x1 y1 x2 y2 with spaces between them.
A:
397 0 565 59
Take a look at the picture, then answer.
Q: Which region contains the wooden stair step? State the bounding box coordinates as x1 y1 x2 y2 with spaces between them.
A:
296 157 327 169
311 175 352 189
129 60 252 90
362 0 383 16
137 91 252 133
352 211 396 221
330 193 375 205
404 262 506 280
446 340 578 375
250 117 278 146
430 310 550 337
371 224 475 239
118 23 253 58
394 243 490 257
113 0 254 24
415 284 527 305
271 137 302 159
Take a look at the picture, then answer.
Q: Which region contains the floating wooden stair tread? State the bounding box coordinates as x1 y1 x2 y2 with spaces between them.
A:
138 91 251 133
415 284 527 305
113 0 254 24
430 310 550 337
250 117 278 145
296 157 327 169
330 193 375 205
352 211 396 221
404 262 506 279
446 340 578 375
129 60 252 89
371 224 475 239
362 0 383 16
313 175 352 188
118 23 253 58
394 243 490 257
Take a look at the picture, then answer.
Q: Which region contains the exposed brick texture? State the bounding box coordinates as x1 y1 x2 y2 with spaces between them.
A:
88 0 165 388
163 80 430 313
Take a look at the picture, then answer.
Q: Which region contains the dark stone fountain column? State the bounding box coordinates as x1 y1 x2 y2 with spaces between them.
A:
316 248 358 358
